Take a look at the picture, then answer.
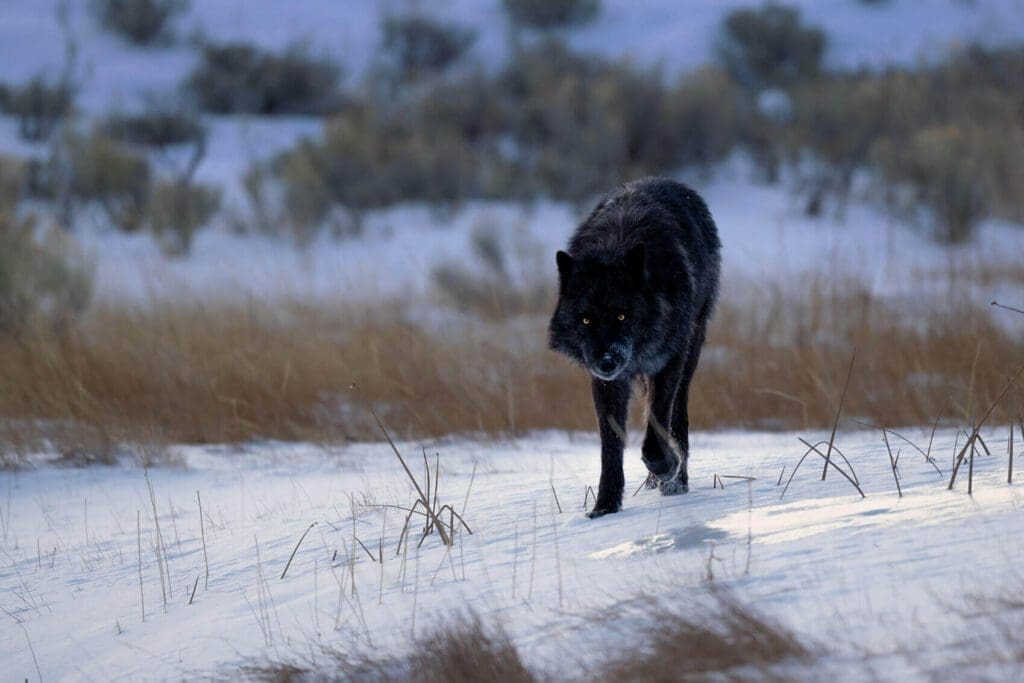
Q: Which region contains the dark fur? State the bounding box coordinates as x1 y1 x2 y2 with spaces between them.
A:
548 177 721 518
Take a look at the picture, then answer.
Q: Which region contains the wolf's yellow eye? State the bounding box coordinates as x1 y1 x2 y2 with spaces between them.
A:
617 313 626 321
582 317 590 325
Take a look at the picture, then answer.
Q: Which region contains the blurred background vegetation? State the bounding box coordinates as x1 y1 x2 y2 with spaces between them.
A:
1 0 1023 455
1 1 1020 266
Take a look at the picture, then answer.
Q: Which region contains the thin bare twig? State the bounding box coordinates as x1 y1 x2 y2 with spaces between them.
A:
925 398 949 472
822 351 856 481
355 536 377 563
362 398 451 546
783 438 866 500
853 419 943 476
991 300 1024 316
1008 408 1015 484
280 522 316 580
881 429 902 498
137 510 145 623
197 490 209 590
948 364 1024 490
20 624 42 683
633 474 653 496
461 461 477 518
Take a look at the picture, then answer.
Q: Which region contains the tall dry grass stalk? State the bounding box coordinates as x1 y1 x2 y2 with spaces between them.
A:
0 275 1022 454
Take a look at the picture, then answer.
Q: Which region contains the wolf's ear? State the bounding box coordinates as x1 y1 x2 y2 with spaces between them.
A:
625 243 647 285
556 251 574 283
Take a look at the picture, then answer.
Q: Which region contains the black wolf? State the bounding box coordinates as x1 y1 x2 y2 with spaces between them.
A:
548 177 721 518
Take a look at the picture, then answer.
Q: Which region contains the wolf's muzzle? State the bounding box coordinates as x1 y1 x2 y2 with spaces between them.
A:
591 348 630 381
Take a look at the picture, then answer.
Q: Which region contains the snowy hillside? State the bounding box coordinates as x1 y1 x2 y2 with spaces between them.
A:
3 1 1024 305
2 426 1022 679
4 0 1024 112
72 156 1024 311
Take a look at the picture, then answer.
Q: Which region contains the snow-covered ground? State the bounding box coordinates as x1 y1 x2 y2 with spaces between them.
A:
1 427 1021 679
73 158 1024 310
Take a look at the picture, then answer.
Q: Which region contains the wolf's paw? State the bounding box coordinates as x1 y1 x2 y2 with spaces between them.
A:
585 502 622 519
642 473 658 490
657 479 689 496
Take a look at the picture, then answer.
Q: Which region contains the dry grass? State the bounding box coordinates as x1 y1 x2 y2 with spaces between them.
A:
235 578 1024 681
241 614 535 682
906 577 1024 681
405 615 536 683
1 273 1023 459
240 590 816 682
596 589 815 682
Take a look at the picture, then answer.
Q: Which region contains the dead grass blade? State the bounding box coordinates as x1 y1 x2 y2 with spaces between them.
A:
364 400 451 547
948 364 1024 490
822 351 856 481
854 419 943 476
881 428 903 498
783 437 866 500
991 300 1024 316
280 522 316 580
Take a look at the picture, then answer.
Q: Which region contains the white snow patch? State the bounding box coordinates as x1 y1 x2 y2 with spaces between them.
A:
2 427 1022 678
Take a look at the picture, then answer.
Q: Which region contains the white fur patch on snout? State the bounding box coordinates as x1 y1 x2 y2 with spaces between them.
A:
590 341 634 380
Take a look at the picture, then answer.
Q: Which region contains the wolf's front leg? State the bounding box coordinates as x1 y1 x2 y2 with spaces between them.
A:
587 377 630 518
643 352 688 495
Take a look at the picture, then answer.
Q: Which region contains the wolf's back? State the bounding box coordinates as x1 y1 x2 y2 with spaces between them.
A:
568 177 721 311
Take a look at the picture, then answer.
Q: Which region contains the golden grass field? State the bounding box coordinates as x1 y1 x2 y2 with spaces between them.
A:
2 263 1021 462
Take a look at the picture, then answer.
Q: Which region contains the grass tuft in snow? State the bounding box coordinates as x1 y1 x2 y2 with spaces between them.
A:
598 589 815 682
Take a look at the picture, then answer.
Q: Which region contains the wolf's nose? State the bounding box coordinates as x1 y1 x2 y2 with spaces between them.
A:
598 355 618 374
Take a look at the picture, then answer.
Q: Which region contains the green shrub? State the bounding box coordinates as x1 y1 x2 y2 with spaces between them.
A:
497 39 688 202
279 103 480 226
0 156 25 212
0 214 93 333
91 0 189 46
778 46 1024 235
147 180 220 256
785 71 928 211
668 67 746 171
432 223 549 318
62 131 151 233
380 15 476 80
102 107 204 148
718 3 826 89
872 125 994 243
186 41 343 115
0 77 75 141
266 38 750 218
502 0 601 30
418 72 506 143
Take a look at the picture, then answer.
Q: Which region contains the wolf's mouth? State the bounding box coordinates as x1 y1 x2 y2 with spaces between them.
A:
589 347 631 381
591 367 625 381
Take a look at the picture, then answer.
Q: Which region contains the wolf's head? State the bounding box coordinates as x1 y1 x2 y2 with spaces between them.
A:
548 243 652 381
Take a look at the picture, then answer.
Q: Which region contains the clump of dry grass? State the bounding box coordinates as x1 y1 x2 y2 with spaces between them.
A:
241 590 818 682
241 614 534 682
596 589 814 682
1 271 1022 460
405 615 536 683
